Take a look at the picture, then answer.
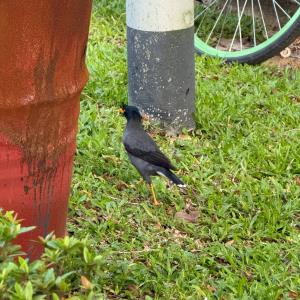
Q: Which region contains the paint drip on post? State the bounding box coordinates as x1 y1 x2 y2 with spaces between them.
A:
126 0 195 131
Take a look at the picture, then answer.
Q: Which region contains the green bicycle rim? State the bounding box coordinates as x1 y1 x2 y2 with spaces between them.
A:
194 8 300 58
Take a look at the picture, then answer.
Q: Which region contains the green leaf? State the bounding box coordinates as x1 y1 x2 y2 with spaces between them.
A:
18 256 29 273
43 268 55 287
14 283 24 297
24 281 33 300
83 247 92 264
55 271 74 291
52 293 60 300
93 255 104 264
19 226 36 234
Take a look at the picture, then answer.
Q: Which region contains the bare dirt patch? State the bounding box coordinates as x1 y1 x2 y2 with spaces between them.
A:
264 38 300 69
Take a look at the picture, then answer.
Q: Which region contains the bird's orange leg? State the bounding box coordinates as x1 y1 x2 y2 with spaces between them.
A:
149 183 160 206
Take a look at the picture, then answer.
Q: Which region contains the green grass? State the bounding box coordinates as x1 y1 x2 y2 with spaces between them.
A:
67 1 300 299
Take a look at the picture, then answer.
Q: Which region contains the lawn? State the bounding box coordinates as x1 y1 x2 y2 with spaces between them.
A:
63 1 300 298
2 1 300 299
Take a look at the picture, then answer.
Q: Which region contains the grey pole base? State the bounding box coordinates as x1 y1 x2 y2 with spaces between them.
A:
127 26 195 132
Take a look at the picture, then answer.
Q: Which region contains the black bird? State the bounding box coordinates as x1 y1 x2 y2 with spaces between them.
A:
120 105 185 205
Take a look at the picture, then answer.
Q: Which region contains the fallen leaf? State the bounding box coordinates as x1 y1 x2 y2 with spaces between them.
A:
206 285 216 292
211 75 219 80
167 229 187 244
194 239 205 249
225 240 235 246
280 47 291 58
290 95 300 103
294 177 300 186
184 198 197 211
166 207 174 215
102 155 120 162
178 134 192 141
288 291 298 299
144 243 151 251
229 175 240 184
127 284 138 291
216 257 227 265
100 173 114 181
175 209 199 223
81 276 92 289
116 181 128 191
154 222 162 229
244 270 253 281
80 190 92 198
211 214 218 222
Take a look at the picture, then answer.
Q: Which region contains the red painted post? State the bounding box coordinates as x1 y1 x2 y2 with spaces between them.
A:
0 1 92 260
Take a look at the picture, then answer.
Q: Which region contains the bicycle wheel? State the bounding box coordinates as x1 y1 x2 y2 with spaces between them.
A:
194 0 300 64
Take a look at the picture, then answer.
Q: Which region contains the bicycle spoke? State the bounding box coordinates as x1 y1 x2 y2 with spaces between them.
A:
273 0 282 29
205 0 230 44
229 0 248 51
257 0 269 39
194 0 300 56
195 1 220 35
251 0 256 46
274 1 292 19
237 0 243 50
194 0 219 22
293 0 300 6
216 0 233 48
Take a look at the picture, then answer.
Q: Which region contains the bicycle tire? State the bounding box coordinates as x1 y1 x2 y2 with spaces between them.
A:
194 7 300 64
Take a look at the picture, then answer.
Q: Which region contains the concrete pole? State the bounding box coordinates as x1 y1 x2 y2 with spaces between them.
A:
126 0 195 131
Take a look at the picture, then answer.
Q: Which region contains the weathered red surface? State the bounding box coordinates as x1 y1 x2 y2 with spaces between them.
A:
0 1 92 259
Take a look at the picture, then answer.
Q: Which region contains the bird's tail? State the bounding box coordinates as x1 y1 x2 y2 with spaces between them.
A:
158 169 186 188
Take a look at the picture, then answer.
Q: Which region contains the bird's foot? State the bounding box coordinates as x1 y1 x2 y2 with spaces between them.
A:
153 199 161 206
149 183 160 206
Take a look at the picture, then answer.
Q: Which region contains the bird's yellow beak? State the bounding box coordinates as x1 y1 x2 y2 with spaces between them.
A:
119 107 125 114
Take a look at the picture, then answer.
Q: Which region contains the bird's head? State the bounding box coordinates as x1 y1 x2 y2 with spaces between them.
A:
119 105 142 122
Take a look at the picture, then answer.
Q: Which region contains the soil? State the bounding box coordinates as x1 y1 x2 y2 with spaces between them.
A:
264 38 300 69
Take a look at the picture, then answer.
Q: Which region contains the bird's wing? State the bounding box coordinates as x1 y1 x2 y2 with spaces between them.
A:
123 129 176 170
